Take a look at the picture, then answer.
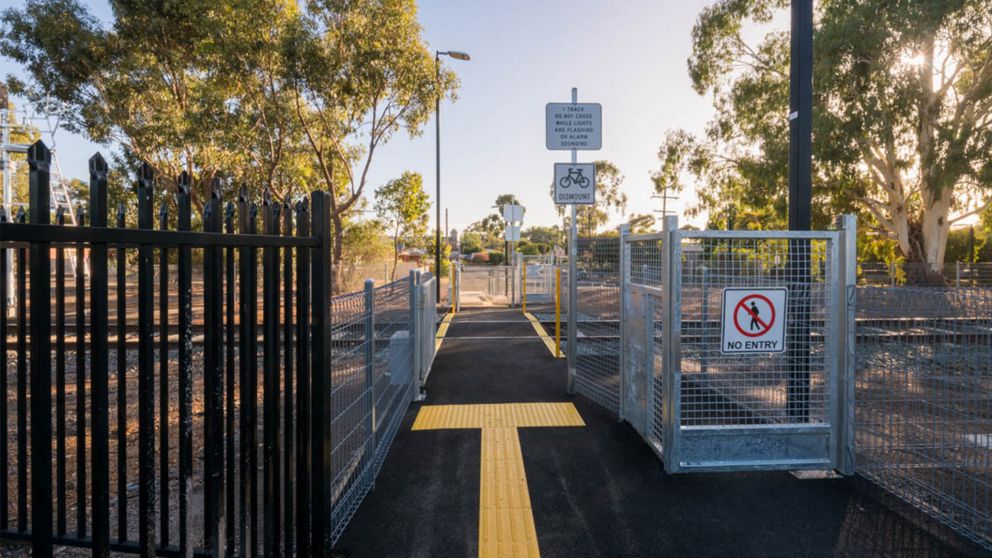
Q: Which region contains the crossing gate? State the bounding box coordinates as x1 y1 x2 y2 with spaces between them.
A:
519 254 555 305
616 217 857 473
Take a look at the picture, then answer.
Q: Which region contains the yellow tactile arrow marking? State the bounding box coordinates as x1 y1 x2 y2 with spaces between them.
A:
412 403 585 558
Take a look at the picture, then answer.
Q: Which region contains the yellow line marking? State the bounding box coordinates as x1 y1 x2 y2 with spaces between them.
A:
435 311 454 352
412 403 584 558
523 312 563 358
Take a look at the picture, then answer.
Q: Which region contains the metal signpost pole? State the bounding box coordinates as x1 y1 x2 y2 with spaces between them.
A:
566 88 579 395
787 0 814 420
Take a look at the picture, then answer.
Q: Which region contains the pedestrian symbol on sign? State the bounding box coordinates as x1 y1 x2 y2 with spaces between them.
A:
721 288 787 354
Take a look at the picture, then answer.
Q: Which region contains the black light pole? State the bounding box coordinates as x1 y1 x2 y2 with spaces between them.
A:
788 0 813 230
787 0 814 420
435 50 470 299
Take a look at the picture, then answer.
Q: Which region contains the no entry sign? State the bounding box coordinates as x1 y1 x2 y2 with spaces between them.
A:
720 288 788 354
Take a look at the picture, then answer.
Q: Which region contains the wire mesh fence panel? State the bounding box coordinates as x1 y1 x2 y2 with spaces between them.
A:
328 288 374 544
573 237 621 412
626 236 667 455
370 279 415 474
676 235 836 427
418 273 438 385
855 286 992 551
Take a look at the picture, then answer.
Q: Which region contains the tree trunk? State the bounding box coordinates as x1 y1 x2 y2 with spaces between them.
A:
916 37 947 273
921 191 951 268
331 212 345 294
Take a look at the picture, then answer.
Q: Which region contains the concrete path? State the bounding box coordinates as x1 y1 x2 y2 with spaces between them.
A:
336 308 981 558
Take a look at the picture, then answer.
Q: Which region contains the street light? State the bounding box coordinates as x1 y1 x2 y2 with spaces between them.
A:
435 50 470 300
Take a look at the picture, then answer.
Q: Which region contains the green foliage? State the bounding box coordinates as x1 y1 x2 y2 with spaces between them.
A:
2 0 458 291
628 213 656 234
518 243 542 256
375 170 430 280
460 231 483 254
664 0 992 266
425 237 451 277
488 251 505 265
342 217 391 266
522 225 563 248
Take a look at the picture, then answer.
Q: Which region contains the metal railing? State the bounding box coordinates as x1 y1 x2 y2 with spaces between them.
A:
859 261 992 287
0 141 438 557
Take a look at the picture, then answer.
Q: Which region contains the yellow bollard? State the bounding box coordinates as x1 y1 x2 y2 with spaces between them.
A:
522 261 527 314
555 265 561 358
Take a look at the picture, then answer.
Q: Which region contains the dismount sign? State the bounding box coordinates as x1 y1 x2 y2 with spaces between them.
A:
554 163 596 205
720 288 788 354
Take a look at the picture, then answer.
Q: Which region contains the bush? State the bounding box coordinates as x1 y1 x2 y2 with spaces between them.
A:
488 251 505 265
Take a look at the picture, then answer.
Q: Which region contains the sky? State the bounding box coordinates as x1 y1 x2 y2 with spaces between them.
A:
0 0 778 233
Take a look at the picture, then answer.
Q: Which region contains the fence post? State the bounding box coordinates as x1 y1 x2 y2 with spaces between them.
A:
660 215 681 473
522 259 527 313
457 263 463 312
410 270 421 398
555 266 562 358
566 238 577 395
89 153 110 558
136 162 156 558
202 182 225 557
27 141 53 558
364 279 377 480
177 173 194 558
700 266 709 376
309 191 333 556
617 224 630 422
835 214 857 475
293 199 312 557
262 198 281 555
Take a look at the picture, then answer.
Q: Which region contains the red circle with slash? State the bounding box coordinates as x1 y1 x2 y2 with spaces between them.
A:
733 294 775 338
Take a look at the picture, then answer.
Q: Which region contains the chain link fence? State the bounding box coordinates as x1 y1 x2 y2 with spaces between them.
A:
855 286 992 551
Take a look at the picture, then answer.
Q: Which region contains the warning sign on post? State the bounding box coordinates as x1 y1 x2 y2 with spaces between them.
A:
720 288 788 354
546 103 602 150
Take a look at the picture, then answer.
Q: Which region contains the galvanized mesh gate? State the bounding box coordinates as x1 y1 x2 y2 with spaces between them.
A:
570 218 857 474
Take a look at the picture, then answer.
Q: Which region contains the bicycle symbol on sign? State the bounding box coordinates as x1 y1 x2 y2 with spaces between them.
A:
558 167 591 189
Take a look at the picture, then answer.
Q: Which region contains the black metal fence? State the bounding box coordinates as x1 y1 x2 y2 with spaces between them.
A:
0 141 339 557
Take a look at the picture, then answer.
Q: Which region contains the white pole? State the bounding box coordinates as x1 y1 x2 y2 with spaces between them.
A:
566 87 579 394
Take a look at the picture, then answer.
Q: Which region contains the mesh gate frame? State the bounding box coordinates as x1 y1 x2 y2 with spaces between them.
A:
619 216 857 475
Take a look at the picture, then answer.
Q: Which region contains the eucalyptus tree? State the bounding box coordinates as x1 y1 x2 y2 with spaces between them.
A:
375 170 430 281
658 0 992 268
282 0 458 290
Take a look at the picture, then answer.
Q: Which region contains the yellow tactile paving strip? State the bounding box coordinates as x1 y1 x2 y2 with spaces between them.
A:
413 403 585 430
435 311 454 352
479 427 540 557
523 312 562 358
412 403 584 558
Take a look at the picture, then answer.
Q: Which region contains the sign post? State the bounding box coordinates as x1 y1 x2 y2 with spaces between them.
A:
546 88 602 394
